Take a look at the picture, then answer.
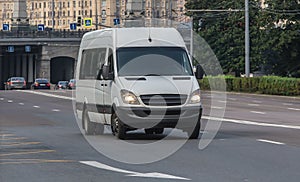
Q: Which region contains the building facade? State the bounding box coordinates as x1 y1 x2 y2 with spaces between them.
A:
1 0 189 30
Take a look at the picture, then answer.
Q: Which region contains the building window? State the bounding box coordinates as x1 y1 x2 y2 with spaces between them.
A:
44 2 46 8
85 1 87 7
68 11 70 17
73 1 76 7
90 10 92 17
78 10 81 15
85 10 87 16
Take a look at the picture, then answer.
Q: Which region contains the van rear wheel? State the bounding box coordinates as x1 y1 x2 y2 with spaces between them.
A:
111 113 126 139
82 106 95 135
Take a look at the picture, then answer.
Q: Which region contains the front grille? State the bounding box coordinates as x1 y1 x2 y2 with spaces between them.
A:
140 94 187 106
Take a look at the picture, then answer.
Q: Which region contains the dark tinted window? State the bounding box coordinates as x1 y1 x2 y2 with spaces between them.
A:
79 48 106 80
117 47 193 76
36 79 49 83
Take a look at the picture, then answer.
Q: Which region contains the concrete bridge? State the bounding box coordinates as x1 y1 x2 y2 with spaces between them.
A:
0 30 87 89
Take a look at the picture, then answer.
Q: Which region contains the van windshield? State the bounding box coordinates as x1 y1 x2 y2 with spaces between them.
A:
116 47 193 76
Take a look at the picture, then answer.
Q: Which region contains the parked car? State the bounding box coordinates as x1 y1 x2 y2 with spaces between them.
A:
54 81 69 90
68 79 76 89
4 77 26 90
31 78 51 90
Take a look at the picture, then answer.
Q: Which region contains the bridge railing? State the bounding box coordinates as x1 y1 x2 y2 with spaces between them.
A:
0 30 90 39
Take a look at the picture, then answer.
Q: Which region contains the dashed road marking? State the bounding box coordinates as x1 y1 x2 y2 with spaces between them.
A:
250 111 266 115
0 98 4 100
7 100 13 103
288 108 300 111
218 100 226 103
283 103 293 106
52 109 61 112
0 150 55 157
248 104 260 106
0 137 26 141
257 139 285 145
0 159 74 165
19 103 24 105
80 161 191 181
33 105 40 108
211 106 224 109
228 98 237 101
0 134 15 137
252 100 262 103
0 142 41 147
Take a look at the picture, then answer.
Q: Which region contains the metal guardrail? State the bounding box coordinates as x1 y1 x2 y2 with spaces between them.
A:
0 30 89 39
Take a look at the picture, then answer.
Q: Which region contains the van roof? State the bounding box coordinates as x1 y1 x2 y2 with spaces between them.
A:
82 27 186 48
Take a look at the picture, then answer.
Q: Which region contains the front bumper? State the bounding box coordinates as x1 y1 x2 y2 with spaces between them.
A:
116 105 202 129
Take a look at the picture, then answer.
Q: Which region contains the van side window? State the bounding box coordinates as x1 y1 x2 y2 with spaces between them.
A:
79 48 106 80
108 49 114 73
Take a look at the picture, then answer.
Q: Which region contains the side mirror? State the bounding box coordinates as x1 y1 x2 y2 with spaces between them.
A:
195 64 204 79
102 65 114 80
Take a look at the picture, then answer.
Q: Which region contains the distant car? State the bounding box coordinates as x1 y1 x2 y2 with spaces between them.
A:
55 81 69 90
68 79 76 89
4 77 26 90
31 78 51 90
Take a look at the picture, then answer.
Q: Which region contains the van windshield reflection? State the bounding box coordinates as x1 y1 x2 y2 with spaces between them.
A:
117 47 193 76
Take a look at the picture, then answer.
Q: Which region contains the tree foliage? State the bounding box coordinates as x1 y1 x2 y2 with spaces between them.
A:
185 0 300 77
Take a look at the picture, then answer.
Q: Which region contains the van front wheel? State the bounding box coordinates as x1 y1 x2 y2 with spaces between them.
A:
111 113 126 140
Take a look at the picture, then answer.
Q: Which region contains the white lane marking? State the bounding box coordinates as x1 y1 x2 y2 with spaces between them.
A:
16 90 73 100
19 103 24 105
33 106 40 108
0 98 4 100
252 100 262 103
248 104 260 106
288 108 300 111
218 100 226 103
211 106 224 109
257 139 285 145
80 161 190 181
228 98 237 101
52 109 60 112
283 103 293 106
202 116 300 130
250 111 266 114
7 100 13 103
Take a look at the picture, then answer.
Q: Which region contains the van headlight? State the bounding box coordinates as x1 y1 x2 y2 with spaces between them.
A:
121 90 140 105
189 89 201 103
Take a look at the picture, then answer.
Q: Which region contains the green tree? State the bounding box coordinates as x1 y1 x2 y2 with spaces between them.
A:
185 0 300 77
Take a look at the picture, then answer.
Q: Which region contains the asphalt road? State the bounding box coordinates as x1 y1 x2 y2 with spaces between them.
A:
0 90 300 182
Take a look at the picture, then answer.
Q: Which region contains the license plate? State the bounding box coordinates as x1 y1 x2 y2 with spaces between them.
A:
40 84 45 86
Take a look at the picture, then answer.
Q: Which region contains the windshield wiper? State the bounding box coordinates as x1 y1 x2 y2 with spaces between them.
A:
144 74 161 76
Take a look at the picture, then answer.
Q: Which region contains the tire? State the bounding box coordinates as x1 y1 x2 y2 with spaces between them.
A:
111 113 126 139
188 120 201 139
82 106 95 135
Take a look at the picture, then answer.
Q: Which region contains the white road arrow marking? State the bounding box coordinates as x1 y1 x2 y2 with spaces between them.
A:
288 108 300 111
257 139 285 145
80 161 190 181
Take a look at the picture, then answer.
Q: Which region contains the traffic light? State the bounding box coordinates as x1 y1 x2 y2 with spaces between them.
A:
77 16 82 26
